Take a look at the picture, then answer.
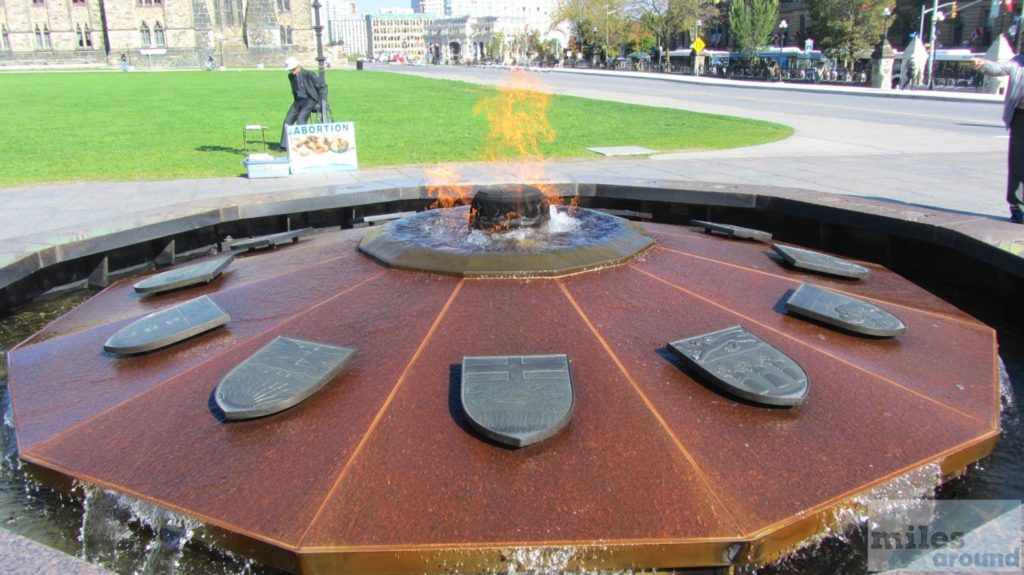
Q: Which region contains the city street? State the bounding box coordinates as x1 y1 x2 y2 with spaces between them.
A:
376 63 1010 218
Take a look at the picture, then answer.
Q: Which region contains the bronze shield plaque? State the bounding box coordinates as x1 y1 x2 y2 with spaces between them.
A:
103 295 229 355
785 283 906 337
461 355 574 447
133 254 234 295
772 243 869 279
215 336 355 420
669 326 808 407
690 219 772 242
230 227 313 252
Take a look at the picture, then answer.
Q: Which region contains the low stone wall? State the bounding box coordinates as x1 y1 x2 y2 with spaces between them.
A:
0 49 108 68
0 46 310 70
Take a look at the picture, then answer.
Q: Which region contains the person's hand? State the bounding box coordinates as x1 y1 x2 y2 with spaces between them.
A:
972 57 985 70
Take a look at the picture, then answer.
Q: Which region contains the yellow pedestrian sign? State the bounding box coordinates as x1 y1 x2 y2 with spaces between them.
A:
692 38 706 54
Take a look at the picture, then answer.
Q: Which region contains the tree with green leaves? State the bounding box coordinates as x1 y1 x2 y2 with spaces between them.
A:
807 0 895 73
728 0 778 57
630 0 720 69
554 0 629 61
487 32 505 63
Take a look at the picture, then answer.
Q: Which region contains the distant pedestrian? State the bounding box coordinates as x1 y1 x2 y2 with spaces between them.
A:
120 53 129 72
974 55 1024 223
279 57 322 152
205 55 215 70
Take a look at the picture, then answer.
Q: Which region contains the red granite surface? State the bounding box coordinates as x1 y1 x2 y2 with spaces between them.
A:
6 222 1001 573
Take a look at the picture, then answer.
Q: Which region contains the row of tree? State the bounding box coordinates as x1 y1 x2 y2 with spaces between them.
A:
552 0 896 72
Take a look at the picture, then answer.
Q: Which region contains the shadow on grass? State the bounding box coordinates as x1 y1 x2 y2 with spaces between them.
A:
196 145 249 155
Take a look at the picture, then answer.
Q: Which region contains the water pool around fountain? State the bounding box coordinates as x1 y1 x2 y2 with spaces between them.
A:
358 204 653 277
0 207 1006 574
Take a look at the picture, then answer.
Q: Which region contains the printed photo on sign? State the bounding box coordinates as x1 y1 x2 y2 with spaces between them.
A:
287 122 358 174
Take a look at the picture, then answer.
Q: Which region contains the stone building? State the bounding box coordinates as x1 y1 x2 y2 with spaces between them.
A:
413 0 443 15
0 0 321 68
365 12 431 62
776 0 1020 52
328 14 365 56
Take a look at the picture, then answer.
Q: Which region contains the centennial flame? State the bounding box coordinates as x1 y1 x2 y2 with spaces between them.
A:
474 69 555 162
424 68 576 228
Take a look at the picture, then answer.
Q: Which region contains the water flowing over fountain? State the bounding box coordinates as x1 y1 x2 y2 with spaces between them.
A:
4 198 1002 573
0 69 1008 574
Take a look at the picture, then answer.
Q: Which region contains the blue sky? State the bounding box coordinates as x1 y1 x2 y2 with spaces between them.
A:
358 0 413 15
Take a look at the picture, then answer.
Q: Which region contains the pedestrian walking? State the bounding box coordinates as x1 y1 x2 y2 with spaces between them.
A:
120 53 129 72
974 55 1024 223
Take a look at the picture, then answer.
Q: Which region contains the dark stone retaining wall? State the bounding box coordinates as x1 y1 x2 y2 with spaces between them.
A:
1 180 1021 324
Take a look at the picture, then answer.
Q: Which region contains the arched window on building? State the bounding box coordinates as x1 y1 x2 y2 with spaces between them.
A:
280 25 286 44
213 1 222 26
34 26 42 48
1 26 9 51
43 25 51 48
224 0 234 27
283 0 290 11
84 23 93 47
77 24 85 47
154 21 164 46
140 22 151 46
286 26 293 44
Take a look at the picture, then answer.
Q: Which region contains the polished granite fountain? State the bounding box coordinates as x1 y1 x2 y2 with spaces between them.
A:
5 187 1001 574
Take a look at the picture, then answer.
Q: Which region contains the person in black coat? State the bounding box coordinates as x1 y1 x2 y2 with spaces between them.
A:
279 57 321 151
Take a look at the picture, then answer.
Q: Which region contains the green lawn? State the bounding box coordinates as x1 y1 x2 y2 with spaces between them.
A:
0 70 792 186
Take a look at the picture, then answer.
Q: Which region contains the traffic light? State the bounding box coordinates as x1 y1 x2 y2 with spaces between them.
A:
951 2 958 18
1007 0 1015 13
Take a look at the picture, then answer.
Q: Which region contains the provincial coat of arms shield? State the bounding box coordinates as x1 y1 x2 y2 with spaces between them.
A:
461 354 574 447
215 336 355 420
668 326 808 407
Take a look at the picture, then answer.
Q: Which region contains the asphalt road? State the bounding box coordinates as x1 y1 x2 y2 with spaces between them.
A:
370 63 1006 136
368 63 1010 217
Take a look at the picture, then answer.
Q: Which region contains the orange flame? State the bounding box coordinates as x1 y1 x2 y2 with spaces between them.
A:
473 70 577 208
424 165 472 210
473 69 556 162
424 69 579 218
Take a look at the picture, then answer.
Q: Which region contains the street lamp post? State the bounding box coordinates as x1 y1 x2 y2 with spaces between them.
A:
919 0 986 89
605 7 616 68
777 19 788 81
927 0 940 88
692 19 702 76
311 0 329 120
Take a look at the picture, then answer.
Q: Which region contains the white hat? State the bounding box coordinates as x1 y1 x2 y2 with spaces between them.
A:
284 57 300 71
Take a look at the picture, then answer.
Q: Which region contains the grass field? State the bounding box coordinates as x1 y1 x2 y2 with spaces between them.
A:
0 69 792 186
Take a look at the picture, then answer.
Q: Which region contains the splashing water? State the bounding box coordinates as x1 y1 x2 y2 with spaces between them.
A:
387 205 624 257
